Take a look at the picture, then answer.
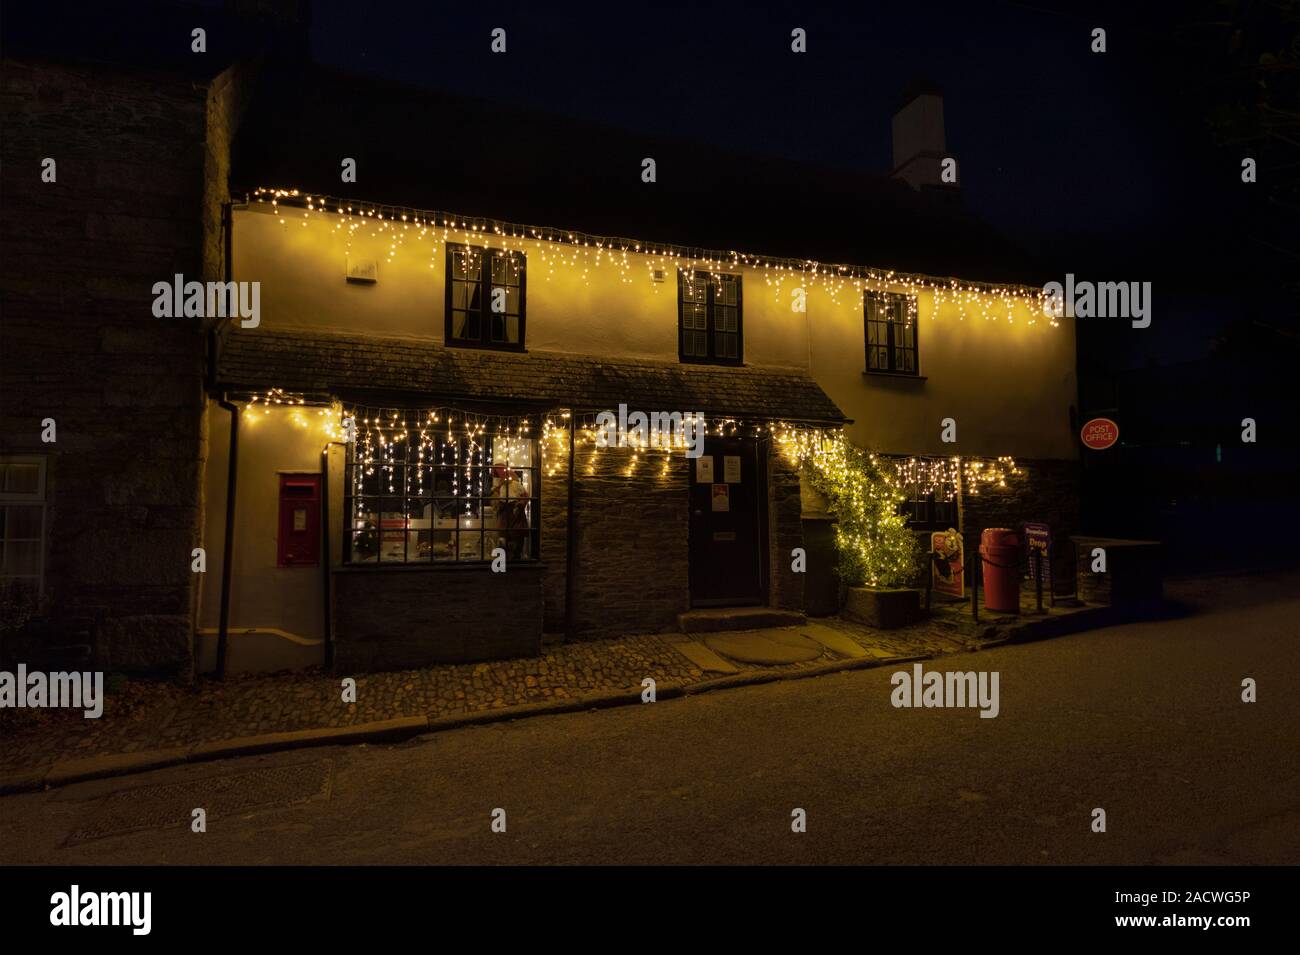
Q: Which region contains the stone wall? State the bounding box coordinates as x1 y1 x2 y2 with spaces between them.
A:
540 438 569 632
958 457 1080 594
541 436 803 638
335 432 802 664
565 443 690 638
332 564 543 672
766 442 805 612
0 58 230 673
202 63 255 282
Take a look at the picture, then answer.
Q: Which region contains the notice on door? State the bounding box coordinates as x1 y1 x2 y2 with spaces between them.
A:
695 455 714 483
723 455 741 483
711 484 730 512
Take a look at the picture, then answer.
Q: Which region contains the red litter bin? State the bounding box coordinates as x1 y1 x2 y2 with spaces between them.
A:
979 528 1021 613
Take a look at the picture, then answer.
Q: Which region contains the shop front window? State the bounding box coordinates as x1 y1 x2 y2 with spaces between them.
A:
899 480 957 530
345 425 539 565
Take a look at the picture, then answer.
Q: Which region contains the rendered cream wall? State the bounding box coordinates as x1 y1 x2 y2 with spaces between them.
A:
232 206 806 368
806 283 1078 459
233 205 1076 459
199 400 344 664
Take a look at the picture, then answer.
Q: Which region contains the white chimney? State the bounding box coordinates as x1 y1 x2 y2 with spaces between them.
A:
892 82 953 192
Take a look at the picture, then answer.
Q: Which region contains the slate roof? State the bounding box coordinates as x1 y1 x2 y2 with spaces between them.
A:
215 328 847 424
230 62 1047 286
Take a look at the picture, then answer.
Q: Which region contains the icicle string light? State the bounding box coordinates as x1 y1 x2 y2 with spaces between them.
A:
247 392 1023 497
251 187 1058 325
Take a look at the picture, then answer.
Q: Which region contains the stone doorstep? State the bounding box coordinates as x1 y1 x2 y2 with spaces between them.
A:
677 607 807 633
688 620 886 667
702 629 824 666
798 622 871 659
661 635 741 674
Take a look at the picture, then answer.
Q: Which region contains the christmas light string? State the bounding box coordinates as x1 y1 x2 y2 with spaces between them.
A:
244 393 1025 580
243 391 1024 497
251 188 1058 324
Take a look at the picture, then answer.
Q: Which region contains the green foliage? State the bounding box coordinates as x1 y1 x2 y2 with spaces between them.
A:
798 439 922 588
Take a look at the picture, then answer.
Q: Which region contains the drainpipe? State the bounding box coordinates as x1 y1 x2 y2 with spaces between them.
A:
209 200 242 679
320 442 338 670
563 411 578 640
215 393 240 678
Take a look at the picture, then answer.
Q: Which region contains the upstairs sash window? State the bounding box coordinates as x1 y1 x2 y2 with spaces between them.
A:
679 270 742 364
865 291 919 375
446 244 526 350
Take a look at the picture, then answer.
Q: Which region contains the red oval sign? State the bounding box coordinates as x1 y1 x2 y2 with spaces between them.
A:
1081 417 1119 450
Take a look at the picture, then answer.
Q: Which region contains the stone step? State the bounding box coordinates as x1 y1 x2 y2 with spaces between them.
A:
677 607 807 634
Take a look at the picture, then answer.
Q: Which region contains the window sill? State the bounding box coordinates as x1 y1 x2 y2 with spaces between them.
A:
680 357 745 367
335 560 546 573
863 370 926 381
444 341 528 354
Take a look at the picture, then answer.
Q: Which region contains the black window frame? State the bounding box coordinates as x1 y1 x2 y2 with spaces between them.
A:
444 243 527 351
677 269 743 365
865 290 919 375
342 426 540 566
898 483 957 531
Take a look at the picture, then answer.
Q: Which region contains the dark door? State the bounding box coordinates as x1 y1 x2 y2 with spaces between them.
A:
689 437 765 605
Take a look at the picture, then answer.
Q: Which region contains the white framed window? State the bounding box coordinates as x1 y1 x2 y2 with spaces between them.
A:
0 455 47 603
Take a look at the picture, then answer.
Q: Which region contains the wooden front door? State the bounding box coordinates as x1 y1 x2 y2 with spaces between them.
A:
688 437 765 605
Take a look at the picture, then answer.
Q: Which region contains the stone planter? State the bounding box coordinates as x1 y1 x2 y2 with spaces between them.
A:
843 586 921 629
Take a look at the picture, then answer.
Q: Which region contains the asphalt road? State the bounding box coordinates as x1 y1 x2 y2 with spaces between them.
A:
2 570 1297 865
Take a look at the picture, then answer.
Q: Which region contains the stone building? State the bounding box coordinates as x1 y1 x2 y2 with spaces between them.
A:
211 332 841 671
0 53 252 673
0 1 298 674
3 45 1080 675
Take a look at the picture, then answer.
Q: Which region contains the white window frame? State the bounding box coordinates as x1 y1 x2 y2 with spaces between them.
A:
0 454 47 601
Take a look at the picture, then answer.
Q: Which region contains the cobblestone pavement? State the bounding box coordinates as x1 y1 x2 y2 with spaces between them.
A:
0 609 1064 778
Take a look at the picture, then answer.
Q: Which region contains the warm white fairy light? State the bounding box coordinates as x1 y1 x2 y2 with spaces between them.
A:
252 187 1059 326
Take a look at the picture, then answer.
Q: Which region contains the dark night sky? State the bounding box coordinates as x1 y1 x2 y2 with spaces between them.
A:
7 0 1297 370
296 0 1294 367
303 1 1160 250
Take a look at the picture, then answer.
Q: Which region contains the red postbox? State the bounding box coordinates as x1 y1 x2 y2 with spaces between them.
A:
979 527 1020 613
277 474 321 567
